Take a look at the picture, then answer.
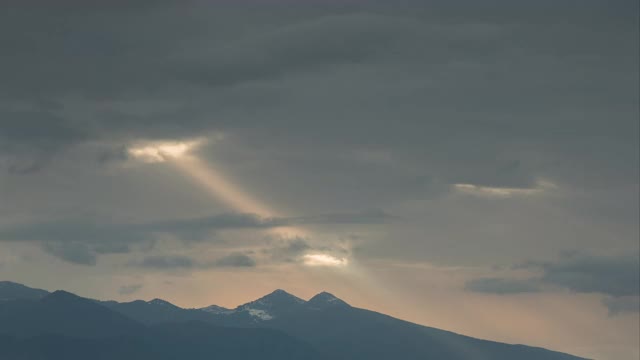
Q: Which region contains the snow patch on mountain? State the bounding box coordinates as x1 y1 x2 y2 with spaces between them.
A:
246 308 273 320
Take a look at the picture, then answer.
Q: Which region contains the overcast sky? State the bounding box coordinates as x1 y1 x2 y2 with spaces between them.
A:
0 1 638 359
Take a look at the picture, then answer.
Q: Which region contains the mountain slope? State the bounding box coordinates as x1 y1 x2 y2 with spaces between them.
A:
0 323 322 360
0 291 145 338
0 289 323 360
0 282 588 360
0 281 49 301
259 302 586 360
100 298 216 325
199 290 588 360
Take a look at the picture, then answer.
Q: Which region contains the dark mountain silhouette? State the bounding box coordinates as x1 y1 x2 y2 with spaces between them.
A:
100 298 216 325
0 281 49 301
0 290 145 338
251 295 585 360
0 323 321 360
195 289 587 360
0 286 321 360
0 281 588 360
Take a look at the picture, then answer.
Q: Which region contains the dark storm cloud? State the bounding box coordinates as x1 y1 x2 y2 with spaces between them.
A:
0 1 635 280
533 253 640 297
180 13 414 88
0 0 636 177
466 253 640 313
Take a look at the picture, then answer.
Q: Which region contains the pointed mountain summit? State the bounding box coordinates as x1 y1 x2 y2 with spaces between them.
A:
307 291 350 309
0 282 588 359
235 289 306 321
238 289 306 310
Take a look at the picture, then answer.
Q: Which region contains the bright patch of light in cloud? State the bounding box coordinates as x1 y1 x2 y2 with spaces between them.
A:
452 180 557 198
128 139 203 163
127 137 308 238
303 253 349 267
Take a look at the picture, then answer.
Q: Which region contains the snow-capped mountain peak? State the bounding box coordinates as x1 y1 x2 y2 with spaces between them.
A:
235 289 306 321
245 308 273 320
196 289 349 322
240 289 306 309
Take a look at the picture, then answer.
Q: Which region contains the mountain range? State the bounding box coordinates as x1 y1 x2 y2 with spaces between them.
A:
0 281 588 360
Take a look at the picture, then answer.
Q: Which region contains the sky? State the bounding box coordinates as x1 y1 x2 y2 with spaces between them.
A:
0 1 638 359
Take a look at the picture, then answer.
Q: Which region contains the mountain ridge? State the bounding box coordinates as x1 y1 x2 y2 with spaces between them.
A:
0 281 589 360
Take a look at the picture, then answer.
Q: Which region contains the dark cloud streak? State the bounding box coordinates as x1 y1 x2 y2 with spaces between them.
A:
466 253 640 314
0 211 384 265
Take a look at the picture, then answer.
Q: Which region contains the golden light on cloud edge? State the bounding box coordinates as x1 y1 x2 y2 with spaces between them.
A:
303 253 349 267
128 139 204 163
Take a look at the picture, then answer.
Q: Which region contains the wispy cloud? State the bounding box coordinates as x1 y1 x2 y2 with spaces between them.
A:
452 180 557 198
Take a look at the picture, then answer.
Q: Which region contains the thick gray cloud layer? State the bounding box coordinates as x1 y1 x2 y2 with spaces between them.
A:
1 1 637 180
0 0 635 262
466 253 640 313
535 253 640 297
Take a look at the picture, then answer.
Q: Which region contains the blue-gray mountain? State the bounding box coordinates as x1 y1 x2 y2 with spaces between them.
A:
0 281 588 360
